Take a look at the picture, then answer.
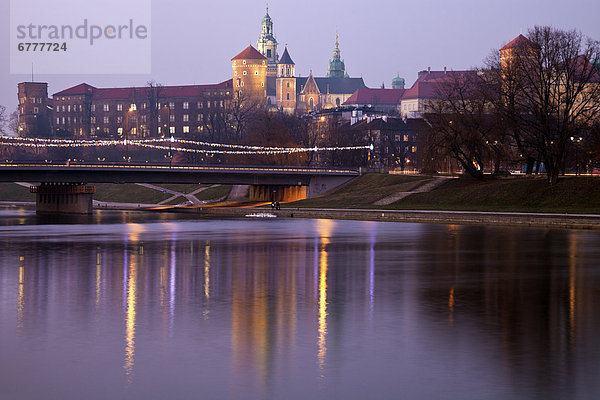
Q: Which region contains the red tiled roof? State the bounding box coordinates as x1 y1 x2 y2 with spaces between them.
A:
52 80 233 100
232 45 266 61
403 70 474 99
344 88 405 106
501 34 539 51
53 83 96 96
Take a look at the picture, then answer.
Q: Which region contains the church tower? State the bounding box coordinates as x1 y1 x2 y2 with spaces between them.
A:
326 33 347 79
257 6 279 77
276 47 296 114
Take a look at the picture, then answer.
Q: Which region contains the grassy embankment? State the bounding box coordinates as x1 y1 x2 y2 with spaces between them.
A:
0 183 231 205
288 174 600 214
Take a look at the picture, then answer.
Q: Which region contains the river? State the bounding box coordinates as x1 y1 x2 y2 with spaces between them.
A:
1 207 599 399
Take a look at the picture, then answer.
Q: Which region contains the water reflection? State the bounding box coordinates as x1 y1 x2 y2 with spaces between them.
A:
2 211 600 399
317 219 333 378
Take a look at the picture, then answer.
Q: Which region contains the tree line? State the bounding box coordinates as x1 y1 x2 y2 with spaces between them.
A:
423 26 600 185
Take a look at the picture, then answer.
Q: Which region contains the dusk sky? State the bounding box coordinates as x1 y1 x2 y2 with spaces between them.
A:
2 0 599 113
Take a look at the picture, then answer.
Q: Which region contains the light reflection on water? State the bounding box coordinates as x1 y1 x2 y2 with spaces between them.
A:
1 209 600 399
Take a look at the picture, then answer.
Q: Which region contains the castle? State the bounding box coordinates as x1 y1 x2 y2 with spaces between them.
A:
233 7 367 114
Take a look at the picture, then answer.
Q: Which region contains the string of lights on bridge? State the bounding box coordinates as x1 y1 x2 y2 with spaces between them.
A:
0 136 373 155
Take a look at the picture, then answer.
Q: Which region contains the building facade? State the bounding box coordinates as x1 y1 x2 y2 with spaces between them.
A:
17 82 52 138
18 80 233 139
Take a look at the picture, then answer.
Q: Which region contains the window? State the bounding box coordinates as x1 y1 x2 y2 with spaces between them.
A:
62 117 65 124
169 102 175 110
117 104 123 111
117 116 122 123
197 126 203 133
412 146 417 153
103 104 109 112
267 49 272 58
91 104 96 112
118 128 123 135
403 135 408 142
104 116 109 124
207 101 211 108
91 117 96 124
68 105 71 112
158 127 162 134
336 98 340 107
198 114 203 122
255 71 259 75
220 100 224 107
197 101 203 109
183 126 190 134
243 60 246 64
287 82 290 88
183 102 189 110
169 126 175 134
261 82 264 87
141 116 147 123
234 71 237 76
79 105 82 111
243 71 247 76
170 115 175 122
37 98 42 104
33 107 39 114
183 114 189 122
286 93 290 100
56 118 60 125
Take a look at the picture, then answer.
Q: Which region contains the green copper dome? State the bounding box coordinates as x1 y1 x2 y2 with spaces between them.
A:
326 33 346 78
392 75 405 89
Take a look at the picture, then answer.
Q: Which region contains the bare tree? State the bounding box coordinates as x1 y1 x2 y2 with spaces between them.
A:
424 71 501 179
145 81 164 137
505 26 600 184
0 105 9 136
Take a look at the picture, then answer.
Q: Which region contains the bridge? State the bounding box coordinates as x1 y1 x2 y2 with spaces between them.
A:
0 163 361 214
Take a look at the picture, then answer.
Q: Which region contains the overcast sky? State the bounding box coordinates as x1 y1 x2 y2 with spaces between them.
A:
1 0 599 112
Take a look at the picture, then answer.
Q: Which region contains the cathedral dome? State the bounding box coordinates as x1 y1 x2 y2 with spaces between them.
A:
392 75 405 89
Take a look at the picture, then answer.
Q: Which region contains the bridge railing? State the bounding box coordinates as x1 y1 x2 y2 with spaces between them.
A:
30 185 96 194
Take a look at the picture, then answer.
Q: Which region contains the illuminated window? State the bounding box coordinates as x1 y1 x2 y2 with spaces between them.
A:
169 102 175 110
183 114 189 122
103 104 109 112
412 146 417 153
183 102 189 110
169 115 175 122
104 116 109 124
117 104 123 111
118 127 123 134
183 126 190 134
169 126 175 134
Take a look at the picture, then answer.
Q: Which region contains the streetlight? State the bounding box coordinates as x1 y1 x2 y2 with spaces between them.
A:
169 135 174 168
316 115 326 167
125 105 135 162
571 136 583 175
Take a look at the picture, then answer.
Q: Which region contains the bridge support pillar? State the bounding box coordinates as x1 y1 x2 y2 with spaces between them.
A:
249 185 307 202
31 183 95 215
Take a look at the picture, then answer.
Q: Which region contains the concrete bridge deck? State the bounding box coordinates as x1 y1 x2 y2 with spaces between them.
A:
0 163 360 185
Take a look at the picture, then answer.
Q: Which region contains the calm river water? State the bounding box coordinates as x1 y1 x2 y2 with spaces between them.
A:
1 207 600 400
